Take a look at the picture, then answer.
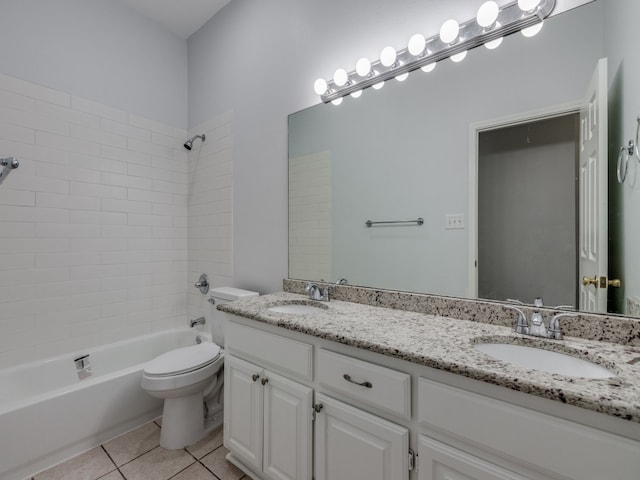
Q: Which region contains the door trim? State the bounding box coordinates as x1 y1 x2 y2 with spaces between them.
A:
467 101 582 298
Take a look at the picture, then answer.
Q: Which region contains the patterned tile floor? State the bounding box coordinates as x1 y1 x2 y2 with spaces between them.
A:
31 421 249 480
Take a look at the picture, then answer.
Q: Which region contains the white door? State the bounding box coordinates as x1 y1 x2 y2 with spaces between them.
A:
417 436 528 480
579 58 608 312
224 355 264 473
262 370 313 480
314 393 409 480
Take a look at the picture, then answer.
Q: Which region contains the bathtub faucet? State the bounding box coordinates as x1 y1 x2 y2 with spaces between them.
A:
190 317 206 328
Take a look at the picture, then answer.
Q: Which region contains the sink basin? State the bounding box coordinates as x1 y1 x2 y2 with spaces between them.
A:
268 303 327 314
474 343 615 379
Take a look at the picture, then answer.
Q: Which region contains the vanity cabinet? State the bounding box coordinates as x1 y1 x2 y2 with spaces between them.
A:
224 355 313 480
417 436 527 480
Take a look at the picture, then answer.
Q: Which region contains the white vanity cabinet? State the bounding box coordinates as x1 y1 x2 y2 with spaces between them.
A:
224 323 314 480
417 436 528 480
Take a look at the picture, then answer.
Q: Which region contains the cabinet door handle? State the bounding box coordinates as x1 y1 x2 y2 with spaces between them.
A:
314 403 323 413
261 377 269 385
343 374 372 388
252 374 260 382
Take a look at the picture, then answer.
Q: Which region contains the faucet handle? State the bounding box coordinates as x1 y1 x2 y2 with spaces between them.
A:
548 312 578 340
505 304 528 334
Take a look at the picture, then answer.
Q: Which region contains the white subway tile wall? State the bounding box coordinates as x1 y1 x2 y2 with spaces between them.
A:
0 74 232 367
186 113 234 321
288 151 332 283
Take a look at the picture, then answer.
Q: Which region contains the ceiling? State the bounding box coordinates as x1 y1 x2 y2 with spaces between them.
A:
118 0 232 39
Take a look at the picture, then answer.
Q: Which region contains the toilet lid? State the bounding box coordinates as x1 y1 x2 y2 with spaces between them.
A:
144 342 222 377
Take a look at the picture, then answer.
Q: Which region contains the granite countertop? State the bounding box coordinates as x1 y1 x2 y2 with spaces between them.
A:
218 292 640 423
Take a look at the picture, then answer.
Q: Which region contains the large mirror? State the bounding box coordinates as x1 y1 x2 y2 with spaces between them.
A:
288 0 640 318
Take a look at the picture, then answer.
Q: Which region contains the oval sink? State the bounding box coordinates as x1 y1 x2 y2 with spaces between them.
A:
268 304 327 314
474 343 615 379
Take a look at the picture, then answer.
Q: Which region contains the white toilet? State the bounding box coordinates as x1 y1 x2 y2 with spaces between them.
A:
142 287 258 449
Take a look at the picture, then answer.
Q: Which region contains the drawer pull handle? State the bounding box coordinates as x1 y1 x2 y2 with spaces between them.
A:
261 377 269 385
343 374 372 388
252 374 260 382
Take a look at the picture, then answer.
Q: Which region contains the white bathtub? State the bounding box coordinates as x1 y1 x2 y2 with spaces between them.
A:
0 328 206 480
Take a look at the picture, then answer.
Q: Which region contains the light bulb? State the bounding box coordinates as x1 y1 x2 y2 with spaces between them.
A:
521 22 543 37
477 1 499 28
372 81 384 90
421 62 436 73
331 97 343 106
408 33 426 56
333 68 349 87
440 19 459 44
395 73 409 82
518 0 541 11
484 37 503 49
313 78 328 96
451 51 467 63
380 46 397 67
356 57 371 77
350 90 363 98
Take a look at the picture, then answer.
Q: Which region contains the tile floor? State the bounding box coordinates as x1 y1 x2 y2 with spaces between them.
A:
31 420 249 480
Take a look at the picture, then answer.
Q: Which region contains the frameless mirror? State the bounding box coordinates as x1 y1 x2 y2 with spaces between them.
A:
288 0 640 318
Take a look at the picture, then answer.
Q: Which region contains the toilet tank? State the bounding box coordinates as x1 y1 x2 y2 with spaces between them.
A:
210 287 259 345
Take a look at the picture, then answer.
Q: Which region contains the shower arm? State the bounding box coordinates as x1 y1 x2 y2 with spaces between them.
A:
0 157 19 186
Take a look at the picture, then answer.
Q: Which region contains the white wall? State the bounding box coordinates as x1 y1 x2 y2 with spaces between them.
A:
604 0 640 314
0 0 188 129
0 74 189 366
188 0 599 295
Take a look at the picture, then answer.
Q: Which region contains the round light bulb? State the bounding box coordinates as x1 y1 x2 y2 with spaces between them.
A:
313 78 328 96
380 46 397 67
518 0 542 11
408 33 426 56
484 37 503 49
421 62 436 73
356 57 371 77
521 22 543 37
477 1 499 28
372 81 385 90
333 68 349 87
350 90 363 98
440 19 459 44
450 51 467 63
395 73 409 82
331 97 343 106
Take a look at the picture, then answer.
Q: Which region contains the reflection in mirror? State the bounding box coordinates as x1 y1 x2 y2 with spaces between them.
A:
288 0 640 318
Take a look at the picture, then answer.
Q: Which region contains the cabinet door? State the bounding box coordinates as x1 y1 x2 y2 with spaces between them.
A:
262 370 313 480
418 436 529 480
314 393 409 480
224 355 264 473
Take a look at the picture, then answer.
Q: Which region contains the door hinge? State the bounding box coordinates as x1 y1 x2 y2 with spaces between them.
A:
408 448 416 472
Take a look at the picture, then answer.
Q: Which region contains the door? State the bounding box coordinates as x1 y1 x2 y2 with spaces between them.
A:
263 371 313 480
224 355 264 473
418 436 529 480
579 58 608 312
314 393 409 480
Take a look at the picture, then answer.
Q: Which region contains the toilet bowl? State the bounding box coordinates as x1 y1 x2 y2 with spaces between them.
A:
141 286 258 449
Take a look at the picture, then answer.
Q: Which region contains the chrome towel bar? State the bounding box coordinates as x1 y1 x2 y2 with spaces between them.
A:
365 217 424 227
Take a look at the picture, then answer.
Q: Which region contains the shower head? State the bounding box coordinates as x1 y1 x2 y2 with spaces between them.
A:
184 134 206 151
0 157 19 187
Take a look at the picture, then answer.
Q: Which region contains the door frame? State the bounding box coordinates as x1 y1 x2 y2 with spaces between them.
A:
467 101 582 298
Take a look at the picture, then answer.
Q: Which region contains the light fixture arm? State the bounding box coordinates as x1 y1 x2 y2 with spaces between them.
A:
319 0 556 103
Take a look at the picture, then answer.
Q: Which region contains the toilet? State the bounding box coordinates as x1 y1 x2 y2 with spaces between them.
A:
142 287 258 449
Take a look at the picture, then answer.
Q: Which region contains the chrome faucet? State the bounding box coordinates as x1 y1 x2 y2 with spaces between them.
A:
190 316 205 327
507 297 578 340
505 304 529 334
305 283 330 301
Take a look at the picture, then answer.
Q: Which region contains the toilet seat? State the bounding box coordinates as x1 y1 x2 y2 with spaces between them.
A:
144 342 222 377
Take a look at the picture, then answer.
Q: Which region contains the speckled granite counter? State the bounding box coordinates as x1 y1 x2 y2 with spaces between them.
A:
218 292 640 423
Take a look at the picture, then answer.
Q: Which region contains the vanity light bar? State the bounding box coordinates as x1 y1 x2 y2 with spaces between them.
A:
317 0 556 104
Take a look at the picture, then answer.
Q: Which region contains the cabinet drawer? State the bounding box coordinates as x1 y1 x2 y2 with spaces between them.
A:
226 322 313 381
316 349 410 419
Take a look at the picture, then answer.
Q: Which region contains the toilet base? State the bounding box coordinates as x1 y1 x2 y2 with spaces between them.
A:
160 392 206 449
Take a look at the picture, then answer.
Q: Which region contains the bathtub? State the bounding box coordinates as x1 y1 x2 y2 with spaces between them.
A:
0 328 206 480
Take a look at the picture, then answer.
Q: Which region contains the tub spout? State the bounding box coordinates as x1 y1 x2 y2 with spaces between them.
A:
190 317 206 328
